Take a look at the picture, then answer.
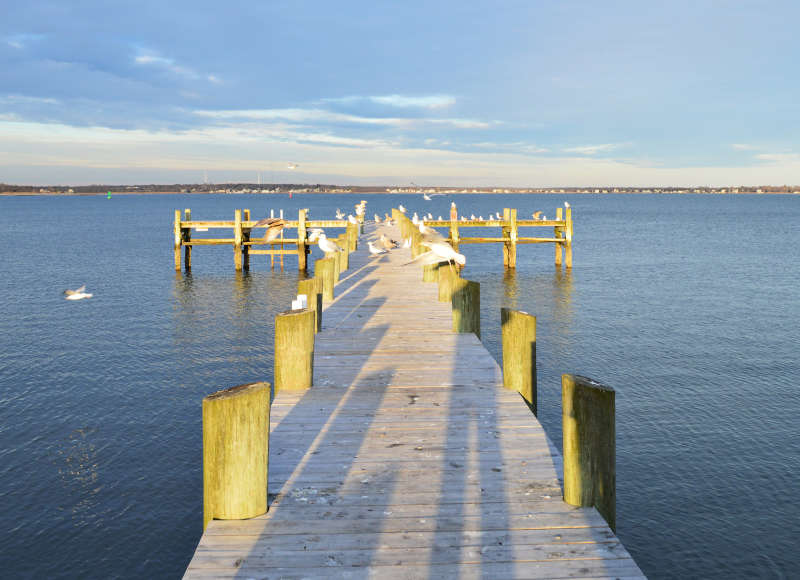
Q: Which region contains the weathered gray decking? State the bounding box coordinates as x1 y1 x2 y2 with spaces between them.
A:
184 223 645 579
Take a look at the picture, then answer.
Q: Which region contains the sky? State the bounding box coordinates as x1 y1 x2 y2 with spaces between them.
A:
1 0 799 187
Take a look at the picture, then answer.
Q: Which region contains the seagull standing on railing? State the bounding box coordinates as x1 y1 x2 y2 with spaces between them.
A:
374 213 382 223
564 201 570 208
398 204 406 213
532 211 543 220
315 232 344 256
348 214 358 224
335 209 345 219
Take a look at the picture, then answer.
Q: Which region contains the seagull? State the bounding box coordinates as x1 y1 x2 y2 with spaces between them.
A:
64 285 92 300
335 209 345 219
470 214 476 220
287 162 298 169
423 193 431 200
379 233 399 249
348 214 358 224
398 204 406 213
367 241 387 255
427 213 433 219
418 221 444 241
374 213 382 223
252 217 285 241
438 215 443 220
405 240 466 269
411 212 419 225
316 232 344 255
532 211 543 220
564 201 570 208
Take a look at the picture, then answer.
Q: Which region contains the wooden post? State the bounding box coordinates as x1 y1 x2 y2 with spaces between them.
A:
274 309 315 393
501 308 536 414
336 234 349 272
202 381 269 531
508 208 517 268
297 209 308 272
438 264 461 302
562 374 615 531
449 203 460 252
183 209 192 270
555 207 563 267
297 277 323 332
315 258 336 302
422 262 443 282
565 206 573 268
174 209 182 271
411 229 423 258
452 279 480 337
346 223 358 251
242 209 251 271
234 209 243 271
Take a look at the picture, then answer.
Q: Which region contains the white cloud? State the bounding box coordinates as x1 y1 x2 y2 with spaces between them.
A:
324 94 457 109
754 152 800 163
731 143 758 151
193 107 406 126
133 49 221 84
562 143 622 155
0 94 60 105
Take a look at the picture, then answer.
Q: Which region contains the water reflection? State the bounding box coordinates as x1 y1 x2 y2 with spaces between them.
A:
552 268 575 328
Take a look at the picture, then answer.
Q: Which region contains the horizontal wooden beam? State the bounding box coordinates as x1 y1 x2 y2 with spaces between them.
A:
183 238 235 245
248 249 298 255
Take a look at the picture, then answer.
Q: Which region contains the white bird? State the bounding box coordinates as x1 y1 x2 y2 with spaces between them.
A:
564 201 570 208
64 285 92 300
374 213 382 223
335 209 345 219
316 232 344 255
438 215 443 220
418 221 443 241
470 214 476 220
427 213 433 219
348 214 358 224
367 241 388 255
252 217 285 241
287 162 298 169
488 213 495 220
423 193 431 200
398 204 406 213
379 233 399 249
411 212 419 225
532 211 543 220
405 240 466 268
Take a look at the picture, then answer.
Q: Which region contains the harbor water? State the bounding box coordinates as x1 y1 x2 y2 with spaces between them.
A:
0 193 797 578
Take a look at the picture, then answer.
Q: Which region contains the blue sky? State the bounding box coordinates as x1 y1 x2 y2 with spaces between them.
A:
1 0 798 186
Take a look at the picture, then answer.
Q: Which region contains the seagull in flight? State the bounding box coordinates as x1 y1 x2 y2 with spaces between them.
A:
252 217 285 241
64 285 93 300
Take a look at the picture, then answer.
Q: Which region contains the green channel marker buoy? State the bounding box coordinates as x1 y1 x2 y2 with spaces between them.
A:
107 191 112 199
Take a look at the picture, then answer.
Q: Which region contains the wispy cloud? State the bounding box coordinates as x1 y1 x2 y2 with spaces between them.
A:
133 48 221 84
324 94 457 109
4 33 44 49
754 152 800 163
0 94 60 105
731 143 758 151
562 143 622 155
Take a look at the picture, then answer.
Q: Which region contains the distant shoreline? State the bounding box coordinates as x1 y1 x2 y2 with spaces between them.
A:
3 190 799 197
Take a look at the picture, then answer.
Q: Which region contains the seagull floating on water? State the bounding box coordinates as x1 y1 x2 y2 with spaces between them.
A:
64 285 92 300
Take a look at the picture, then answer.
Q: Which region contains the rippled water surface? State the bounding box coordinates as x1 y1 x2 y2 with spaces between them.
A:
0 193 798 578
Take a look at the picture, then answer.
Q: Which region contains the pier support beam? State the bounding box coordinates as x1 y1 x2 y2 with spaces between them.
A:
233 209 243 271
562 374 615 531
274 309 315 393
316 258 336 302
183 209 192 270
297 277 323 333
502 208 517 268
565 206 573 268
202 382 270 531
555 207 563 267
297 209 308 272
174 209 182 271
501 308 536 414
452 279 480 338
438 264 461 302
242 209 251 271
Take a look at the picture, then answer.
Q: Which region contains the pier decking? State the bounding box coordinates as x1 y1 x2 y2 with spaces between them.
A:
183 222 643 579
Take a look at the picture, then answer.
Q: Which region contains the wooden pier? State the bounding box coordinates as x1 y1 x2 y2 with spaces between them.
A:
183 219 642 579
173 203 573 272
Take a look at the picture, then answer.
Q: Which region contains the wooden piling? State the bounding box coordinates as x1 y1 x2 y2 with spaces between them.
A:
565 207 573 268
233 209 243 271
555 207 563 267
346 223 358 252
297 277 323 332
501 308 536 414
242 209 251 271
174 209 182 271
562 374 615 531
502 208 518 268
184 209 192 270
274 309 315 393
297 209 308 272
202 381 270 531
452 279 480 337
438 265 461 302
422 262 443 283
315 258 336 302
336 234 349 271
